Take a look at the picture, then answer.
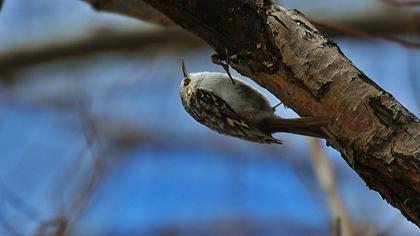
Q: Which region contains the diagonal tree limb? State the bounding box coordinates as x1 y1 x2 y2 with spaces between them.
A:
85 0 420 227
83 0 420 48
1 1 416 79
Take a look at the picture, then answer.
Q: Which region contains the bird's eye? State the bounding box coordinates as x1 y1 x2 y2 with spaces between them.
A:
183 78 191 86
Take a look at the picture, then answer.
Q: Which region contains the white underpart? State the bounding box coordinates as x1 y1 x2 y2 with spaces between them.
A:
181 72 275 123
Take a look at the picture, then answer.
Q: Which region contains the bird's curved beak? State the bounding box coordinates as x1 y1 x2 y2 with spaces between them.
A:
182 60 188 78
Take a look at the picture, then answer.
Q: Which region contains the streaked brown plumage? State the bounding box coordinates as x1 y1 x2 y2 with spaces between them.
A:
179 61 327 144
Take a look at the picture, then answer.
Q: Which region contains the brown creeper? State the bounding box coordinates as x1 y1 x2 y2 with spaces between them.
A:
179 61 327 144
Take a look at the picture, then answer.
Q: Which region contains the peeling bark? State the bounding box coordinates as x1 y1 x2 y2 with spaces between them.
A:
85 0 420 227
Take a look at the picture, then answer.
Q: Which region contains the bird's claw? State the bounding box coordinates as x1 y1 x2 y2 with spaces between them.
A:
211 49 235 85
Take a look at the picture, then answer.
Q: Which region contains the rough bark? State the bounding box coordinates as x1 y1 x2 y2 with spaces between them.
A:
85 0 420 227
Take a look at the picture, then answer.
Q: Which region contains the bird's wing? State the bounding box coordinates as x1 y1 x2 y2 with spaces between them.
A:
185 88 281 144
194 88 251 130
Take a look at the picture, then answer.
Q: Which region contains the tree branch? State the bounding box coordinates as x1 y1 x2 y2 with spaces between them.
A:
382 0 420 7
0 27 203 79
84 0 420 48
84 0 174 25
308 138 353 236
84 0 420 227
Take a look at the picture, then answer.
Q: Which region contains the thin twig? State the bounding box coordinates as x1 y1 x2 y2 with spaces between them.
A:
0 179 41 222
311 19 420 49
334 217 342 236
308 138 353 236
34 103 106 235
65 103 104 223
382 0 420 7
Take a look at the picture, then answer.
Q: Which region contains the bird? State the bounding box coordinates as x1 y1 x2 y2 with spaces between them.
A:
179 60 327 144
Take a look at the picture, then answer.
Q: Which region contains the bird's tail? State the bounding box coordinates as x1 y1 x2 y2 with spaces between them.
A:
261 116 328 139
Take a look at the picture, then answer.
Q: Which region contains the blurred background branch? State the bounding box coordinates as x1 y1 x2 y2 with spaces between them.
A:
0 27 204 80
85 0 174 25
308 138 353 236
382 0 420 7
